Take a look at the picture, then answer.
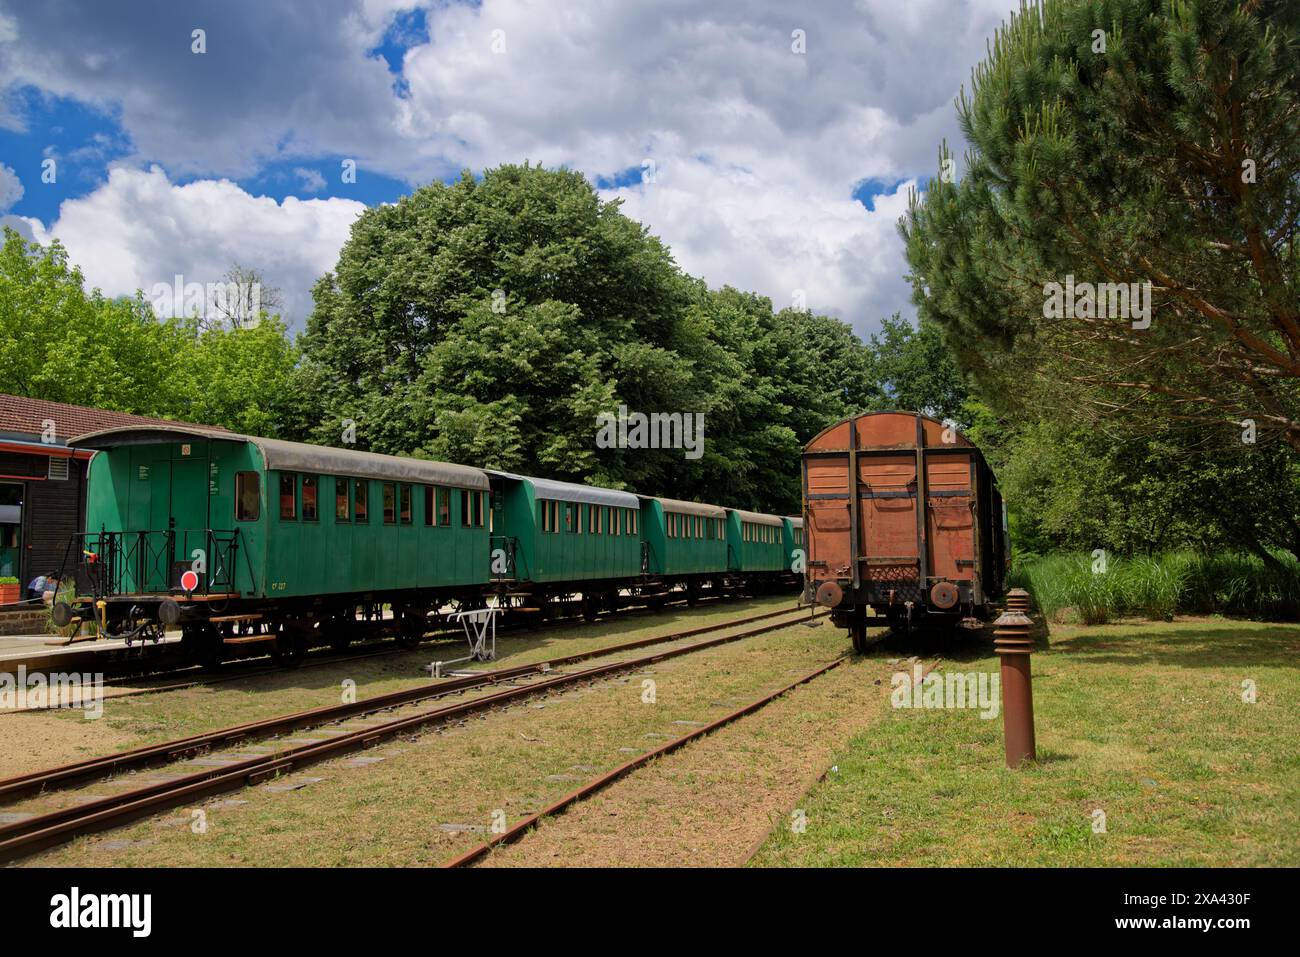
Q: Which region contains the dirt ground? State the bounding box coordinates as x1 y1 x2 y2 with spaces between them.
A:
475 653 909 867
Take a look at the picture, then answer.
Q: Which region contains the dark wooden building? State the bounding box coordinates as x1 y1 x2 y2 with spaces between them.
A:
0 395 221 594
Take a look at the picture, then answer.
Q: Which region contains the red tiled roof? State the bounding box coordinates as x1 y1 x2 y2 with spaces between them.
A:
0 394 226 443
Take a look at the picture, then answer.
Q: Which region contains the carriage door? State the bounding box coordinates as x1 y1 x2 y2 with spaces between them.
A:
125 447 172 592
170 442 211 588
858 451 922 601
925 451 975 586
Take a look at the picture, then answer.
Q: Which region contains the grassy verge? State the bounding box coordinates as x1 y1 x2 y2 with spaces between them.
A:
1008 551 1300 623
752 617 1299 866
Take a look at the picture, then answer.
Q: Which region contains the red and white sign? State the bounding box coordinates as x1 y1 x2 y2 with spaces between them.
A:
180 569 200 593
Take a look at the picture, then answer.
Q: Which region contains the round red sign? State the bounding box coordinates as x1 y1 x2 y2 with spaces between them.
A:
180 570 200 592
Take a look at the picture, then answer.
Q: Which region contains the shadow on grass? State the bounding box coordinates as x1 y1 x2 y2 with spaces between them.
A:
1047 625 1300 669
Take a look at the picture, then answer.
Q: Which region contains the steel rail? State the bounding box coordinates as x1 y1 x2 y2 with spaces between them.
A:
444 654 849 868
1 592 759 709
0 603 813 802
0 609 826 862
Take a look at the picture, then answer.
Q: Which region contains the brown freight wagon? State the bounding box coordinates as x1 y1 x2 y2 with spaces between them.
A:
802 411 1007 650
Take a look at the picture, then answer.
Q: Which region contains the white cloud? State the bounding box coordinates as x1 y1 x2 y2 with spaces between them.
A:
0 162 23 210
21 166 365 326
294 167 327 193
0 0 1020 334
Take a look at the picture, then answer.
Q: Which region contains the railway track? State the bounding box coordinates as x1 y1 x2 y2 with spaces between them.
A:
1 592 770 713
0 605 826 863
444 653 849 867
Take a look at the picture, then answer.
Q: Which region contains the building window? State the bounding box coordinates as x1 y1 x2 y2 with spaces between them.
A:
236 472 261 521
383 483 397 524
302 476 318 521
355 480 369 523
279 473 296 520
400 484 412 524
335 479 349 521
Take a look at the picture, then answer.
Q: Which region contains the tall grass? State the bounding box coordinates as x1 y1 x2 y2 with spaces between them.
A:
1006 550 1300 623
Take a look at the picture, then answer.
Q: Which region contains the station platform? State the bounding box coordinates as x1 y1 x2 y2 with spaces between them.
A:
0 631 183 675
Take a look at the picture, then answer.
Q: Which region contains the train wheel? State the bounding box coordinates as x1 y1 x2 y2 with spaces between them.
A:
395 607 427 649
324 615 352 653
182 622 223 672
850 607 870 654
272 623 307 669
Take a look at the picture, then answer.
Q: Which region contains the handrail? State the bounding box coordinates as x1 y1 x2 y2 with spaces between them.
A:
58 529 245 599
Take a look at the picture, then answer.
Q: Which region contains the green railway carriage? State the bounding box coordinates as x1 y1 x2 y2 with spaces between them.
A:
487 471 641 584
639 496 728 577
726 509 785 573
782 516 804 574
51 426 801 668
61 426 491 662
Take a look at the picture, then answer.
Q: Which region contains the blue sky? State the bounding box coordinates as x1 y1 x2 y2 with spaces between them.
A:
0 0 1015 332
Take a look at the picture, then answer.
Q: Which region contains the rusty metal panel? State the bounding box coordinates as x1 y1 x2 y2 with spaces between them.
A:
925 452 974 582
806 454 851 579
857 453 919 590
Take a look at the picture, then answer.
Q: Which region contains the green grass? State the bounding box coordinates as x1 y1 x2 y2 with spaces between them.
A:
752 617 1300 866
1008 550 1300 623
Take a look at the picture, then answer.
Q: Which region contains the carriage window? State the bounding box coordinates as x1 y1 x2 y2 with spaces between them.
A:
383 483 396 524
354 480 369 523
437 487 451 526
400 484 412 524
565 503 575 532
302 476 318 521
279 473 297 520
593 505 602 534
631 510 637 535
335 479 349 521
423 486 433 526
458 490 485 527
236 472 261 521
540 499 550 532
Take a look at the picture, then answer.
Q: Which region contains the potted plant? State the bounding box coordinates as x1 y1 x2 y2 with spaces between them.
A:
0 576 19 605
